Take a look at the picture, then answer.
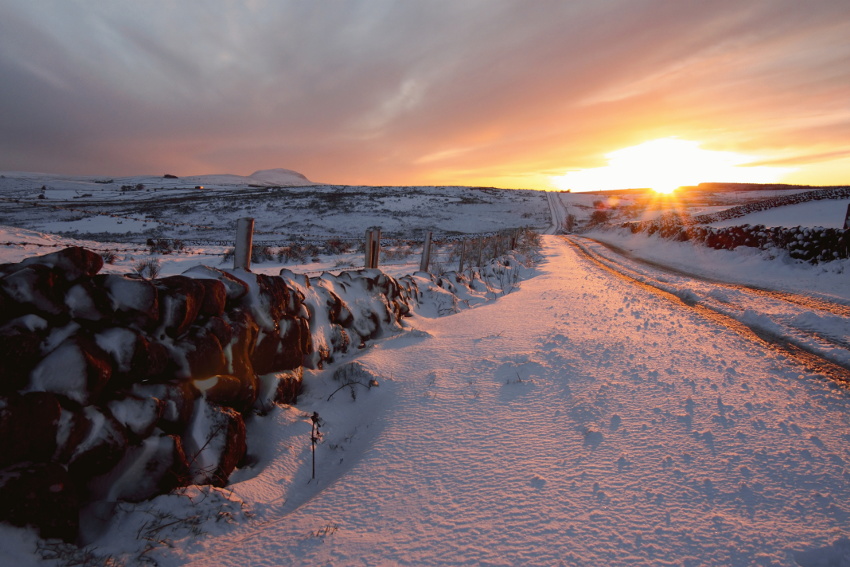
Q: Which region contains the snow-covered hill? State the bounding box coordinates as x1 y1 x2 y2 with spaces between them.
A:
249 168 313 185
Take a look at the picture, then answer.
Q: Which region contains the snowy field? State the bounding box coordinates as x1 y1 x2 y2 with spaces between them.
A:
707 199 850 229
0 170 551 244
2 173 850 566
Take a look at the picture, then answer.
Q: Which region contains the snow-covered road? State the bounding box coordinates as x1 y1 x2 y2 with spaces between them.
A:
164 235 850 566
568 236 850 384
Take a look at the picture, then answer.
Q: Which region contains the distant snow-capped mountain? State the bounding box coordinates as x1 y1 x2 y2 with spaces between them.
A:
249 168 313 186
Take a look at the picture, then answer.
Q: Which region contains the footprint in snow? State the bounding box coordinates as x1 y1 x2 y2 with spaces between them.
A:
529 475 547 489
583 426 604 448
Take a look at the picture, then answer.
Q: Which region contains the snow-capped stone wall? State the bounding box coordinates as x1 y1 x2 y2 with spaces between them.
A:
623 221 850 263
617 187 850 263
691 186 850 226
0 246 525 541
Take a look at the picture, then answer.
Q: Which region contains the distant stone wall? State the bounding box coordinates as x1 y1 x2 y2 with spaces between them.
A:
0 246 525 541
621 222 850 263
623 187 850 236
690 187 850 225
617 187 850 264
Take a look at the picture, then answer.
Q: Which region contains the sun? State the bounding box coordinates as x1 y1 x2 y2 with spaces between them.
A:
550 138 791 193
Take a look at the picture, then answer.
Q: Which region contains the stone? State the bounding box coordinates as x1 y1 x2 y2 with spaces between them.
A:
65 406 129 487
0 323 45 394
107 395 163 441
182 265 249 303
65 280 111 321
181 327 227 379
226 309 259 385
252 323 304 374
97 274 159 324
194 278 227 317
0 392 61 467
250 331 282 375
182 399 246 487
131 382 198 435
155 276 205 338
29 334 112 404
96 328 169 387
87 433 188 503
0 264 66 317
193 375 243 407
17 246 103 282
205 316 233 348
253 273 291 327
274 369 303 406
0 462 79 541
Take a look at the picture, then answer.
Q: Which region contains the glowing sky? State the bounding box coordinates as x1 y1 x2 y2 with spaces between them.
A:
1 1 849 190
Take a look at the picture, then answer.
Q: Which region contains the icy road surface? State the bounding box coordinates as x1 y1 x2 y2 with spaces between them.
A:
153 235 850 567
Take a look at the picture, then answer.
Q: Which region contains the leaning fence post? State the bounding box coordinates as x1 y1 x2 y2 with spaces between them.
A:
419 231 433 272
234 217 254 270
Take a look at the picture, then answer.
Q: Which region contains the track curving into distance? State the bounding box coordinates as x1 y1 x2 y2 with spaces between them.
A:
565 235 850 387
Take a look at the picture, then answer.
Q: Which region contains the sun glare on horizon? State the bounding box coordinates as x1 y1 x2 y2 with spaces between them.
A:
551 138 792 194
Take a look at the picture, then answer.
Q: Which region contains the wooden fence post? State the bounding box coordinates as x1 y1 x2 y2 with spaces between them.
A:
371 228 381 269
234 217 254 270
364 229 373 268
458 240 466 272
419 231 433 272
477 237 483 267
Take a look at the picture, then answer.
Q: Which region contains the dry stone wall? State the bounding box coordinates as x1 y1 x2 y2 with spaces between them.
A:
0 246 522 541
618 187 850 264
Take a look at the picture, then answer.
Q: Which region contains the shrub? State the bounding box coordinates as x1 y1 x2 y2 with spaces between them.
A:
133 258 161 279
251 245 275 263
588 210 610 225
323 238 350 255
147 238 185 255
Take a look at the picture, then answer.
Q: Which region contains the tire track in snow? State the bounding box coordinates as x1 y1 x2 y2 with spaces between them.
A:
564 236 850 387
544 192 569 235
585 236 850 318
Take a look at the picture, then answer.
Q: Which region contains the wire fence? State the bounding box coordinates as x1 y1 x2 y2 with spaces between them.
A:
1 201 540 275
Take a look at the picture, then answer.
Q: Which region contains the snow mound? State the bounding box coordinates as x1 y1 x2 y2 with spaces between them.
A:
249 168 313 186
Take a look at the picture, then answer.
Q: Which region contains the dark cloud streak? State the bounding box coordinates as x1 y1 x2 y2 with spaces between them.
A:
1 0 848 185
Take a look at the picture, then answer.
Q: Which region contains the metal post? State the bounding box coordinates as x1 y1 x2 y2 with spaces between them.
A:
311 412 320 480
234 217 254 270
419 231 432 272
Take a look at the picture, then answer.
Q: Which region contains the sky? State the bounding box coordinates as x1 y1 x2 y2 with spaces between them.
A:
1 1 849 191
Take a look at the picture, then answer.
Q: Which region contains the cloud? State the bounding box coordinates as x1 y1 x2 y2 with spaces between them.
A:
1 0 848 186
